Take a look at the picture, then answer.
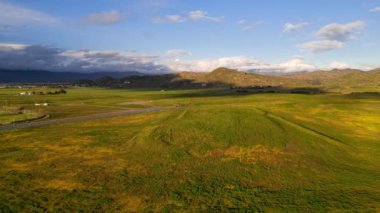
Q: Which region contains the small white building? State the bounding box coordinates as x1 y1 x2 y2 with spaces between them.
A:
19 91 34 96
35 103 49 106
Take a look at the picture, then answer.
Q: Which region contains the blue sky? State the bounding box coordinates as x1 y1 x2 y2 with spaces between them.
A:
0 0 379 73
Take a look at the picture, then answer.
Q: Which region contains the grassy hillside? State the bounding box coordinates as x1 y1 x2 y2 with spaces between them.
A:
286 68 380 88
177 68 299 87
91 67 380 90
370 68 380 74
102 67 304 89
0 87 379 211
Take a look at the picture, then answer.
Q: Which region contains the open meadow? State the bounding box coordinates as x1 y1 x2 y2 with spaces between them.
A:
0 87 379 211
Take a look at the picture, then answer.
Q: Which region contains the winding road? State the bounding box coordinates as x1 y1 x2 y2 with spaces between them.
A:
0 106 179 131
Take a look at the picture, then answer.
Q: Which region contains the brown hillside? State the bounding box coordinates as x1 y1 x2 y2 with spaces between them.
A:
175 68 301 87
113 67 380 89
286 69 380 86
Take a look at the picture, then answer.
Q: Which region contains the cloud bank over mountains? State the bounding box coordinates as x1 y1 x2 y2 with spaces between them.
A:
0 43 168 73
0 43 339 73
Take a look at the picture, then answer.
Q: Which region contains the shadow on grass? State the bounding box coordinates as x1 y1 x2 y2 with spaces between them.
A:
87 74 327 99
154 87 328 100
346 92 380 99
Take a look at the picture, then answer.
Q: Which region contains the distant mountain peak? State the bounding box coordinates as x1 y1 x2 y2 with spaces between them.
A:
210 67 238 74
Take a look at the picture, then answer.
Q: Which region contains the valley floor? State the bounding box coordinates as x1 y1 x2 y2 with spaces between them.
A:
0 87 379 211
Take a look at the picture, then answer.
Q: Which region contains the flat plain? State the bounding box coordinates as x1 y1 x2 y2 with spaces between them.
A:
0 87 379 211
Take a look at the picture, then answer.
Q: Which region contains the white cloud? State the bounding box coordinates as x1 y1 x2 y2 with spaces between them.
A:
369 6 380 12
328 61 350 69
164 49 192 58
163 56 264 72
162 56 316 73
300 40 344 53
81 10 122 25
283 22 308 32
0 43 28 50
323 61 376 71
153 15 186 23
315 21 365 41
276 58 316 72
298 21 365 53
188 10 222 22
238 19 248 25
0 1 58 31
153 10 222 23
238 19 263 31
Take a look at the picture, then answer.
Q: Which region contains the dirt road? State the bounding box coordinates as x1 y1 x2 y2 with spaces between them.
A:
0 106 178 131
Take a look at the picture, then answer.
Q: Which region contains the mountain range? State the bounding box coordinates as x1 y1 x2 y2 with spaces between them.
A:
0 69 142 83
1 68 379 89
103 67 380 88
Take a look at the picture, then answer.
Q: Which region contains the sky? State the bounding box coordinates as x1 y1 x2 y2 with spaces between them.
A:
0 0 379 73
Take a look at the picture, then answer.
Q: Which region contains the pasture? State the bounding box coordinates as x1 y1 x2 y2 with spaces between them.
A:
0 87 379 211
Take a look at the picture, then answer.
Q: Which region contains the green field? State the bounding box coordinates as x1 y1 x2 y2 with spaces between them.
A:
0 110 41 125
0 87 379 211
0 103 44 125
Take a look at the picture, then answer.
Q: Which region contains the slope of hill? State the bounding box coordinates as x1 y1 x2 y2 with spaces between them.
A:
117 68 304 89
286 69 380 87
176 68 298 86
119 67 380 89
370 68 380 74
0 69 143 83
